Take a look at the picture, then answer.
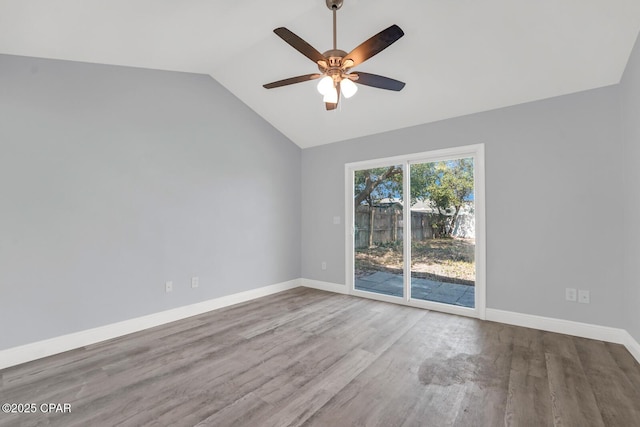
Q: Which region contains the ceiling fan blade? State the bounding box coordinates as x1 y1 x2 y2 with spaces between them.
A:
263 74 322 89
353 72 405 91
274 27 326 64
343 24 404 68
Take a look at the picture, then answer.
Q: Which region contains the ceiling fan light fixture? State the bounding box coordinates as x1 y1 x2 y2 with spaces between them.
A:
317 75 334 95
323 86 338 103
340 78 358 98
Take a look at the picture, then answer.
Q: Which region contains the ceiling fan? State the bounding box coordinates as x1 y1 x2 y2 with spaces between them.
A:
263 0 406 111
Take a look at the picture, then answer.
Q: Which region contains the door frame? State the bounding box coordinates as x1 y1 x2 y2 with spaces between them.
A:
345 143 486 319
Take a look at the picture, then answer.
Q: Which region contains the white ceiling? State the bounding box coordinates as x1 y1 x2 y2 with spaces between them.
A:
1 0 639 148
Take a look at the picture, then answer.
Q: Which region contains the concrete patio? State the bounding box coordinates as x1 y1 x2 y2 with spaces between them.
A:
355 271 475 308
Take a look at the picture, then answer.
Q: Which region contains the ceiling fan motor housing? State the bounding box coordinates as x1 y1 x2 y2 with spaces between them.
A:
321 49 348 69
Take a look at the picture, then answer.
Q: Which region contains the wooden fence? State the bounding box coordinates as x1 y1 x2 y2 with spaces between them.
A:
354 205 474 249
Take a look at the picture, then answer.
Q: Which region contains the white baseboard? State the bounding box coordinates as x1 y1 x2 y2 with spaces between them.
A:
300 282 640 364
4 280 639 370
301 278 349 294
486 308 640 363
624 331 640 363
485 308 628 343
0 279 301 370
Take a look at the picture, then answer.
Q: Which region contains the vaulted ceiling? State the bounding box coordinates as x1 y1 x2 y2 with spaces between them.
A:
1 0 639 148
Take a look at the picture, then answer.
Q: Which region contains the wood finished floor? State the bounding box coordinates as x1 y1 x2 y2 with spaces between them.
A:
1 288 640 427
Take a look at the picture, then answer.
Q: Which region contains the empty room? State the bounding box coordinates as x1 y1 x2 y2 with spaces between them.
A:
2 0 640 426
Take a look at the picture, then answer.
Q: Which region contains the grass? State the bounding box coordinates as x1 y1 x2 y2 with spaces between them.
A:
355 237 475 285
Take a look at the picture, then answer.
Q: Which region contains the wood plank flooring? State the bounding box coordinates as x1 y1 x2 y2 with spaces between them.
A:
1 287 640 426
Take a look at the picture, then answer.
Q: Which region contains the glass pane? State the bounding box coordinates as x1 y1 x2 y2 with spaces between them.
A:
354 165 404 297
409 158 475 307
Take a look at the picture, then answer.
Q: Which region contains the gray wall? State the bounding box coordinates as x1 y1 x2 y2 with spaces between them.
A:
3 40 639 352
621 33 640 343
302 85 625 328
0 55 301 350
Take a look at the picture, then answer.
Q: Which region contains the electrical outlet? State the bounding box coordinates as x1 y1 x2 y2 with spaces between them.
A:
333 216 341 225
321 261 327 270
165 281 173 293
565 288 577 302
578 290 590 304
191 277 199 288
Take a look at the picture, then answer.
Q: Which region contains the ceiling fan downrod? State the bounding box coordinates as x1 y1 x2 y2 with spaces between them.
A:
326 0 342 50
327 0 343 50
322 0 347 72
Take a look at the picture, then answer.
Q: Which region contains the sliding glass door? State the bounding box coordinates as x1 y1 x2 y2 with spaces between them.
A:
353 164 405 299
409 158 476 308
347 145 484 318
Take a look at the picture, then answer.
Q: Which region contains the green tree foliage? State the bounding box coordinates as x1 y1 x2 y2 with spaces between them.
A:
353 159 474 237
354 166 402 206
409 162 436 203
412 158 474 236
354 166 403 247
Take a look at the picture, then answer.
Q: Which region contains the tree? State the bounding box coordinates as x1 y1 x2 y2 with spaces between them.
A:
410 159 474 237
354 166 402 206
439 158 474 235
354 166 402 247
409 162 436 204
353 160 474 242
